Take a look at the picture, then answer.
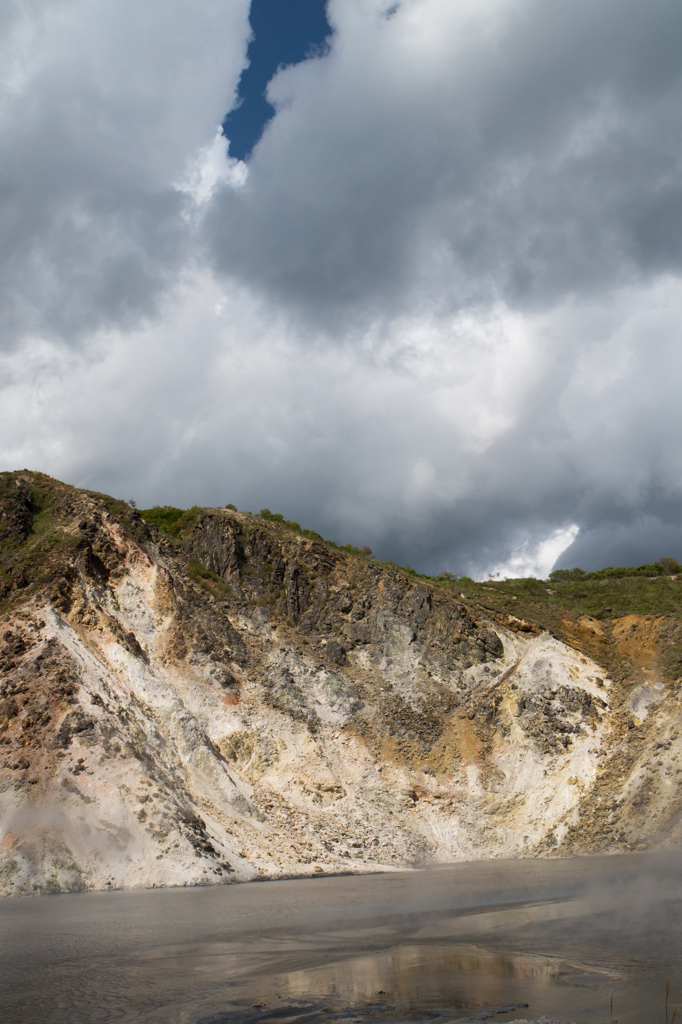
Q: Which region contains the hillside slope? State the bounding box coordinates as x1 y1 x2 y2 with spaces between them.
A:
1 471 682 895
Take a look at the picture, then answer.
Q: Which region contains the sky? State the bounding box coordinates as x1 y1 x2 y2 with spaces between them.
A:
224 0 332 161
2 0 682 579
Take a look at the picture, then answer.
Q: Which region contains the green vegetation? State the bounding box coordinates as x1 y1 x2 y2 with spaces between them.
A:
428 568 682 624
139 505 202 538
141 501 375 555
339 543 364 556
187 558 234 602
549 558 679 582
0 473 75 610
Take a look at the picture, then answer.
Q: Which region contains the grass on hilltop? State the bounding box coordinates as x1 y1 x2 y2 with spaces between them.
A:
139 501 682 623
440 570 682 624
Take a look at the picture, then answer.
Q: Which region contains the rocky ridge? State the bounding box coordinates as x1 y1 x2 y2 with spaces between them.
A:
1 471 681 895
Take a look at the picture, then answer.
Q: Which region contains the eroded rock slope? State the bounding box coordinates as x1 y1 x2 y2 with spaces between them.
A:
1 471 681 895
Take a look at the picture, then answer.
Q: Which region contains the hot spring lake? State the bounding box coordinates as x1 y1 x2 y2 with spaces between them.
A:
2 855 681 1024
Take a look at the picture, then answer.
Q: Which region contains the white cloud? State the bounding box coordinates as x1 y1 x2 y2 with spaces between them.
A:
490 525 580 581
178 129 248 207
4 270 682 574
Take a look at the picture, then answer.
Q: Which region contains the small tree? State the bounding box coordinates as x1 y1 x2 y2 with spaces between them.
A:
658 556 680 575
362 546 373 557
549 567 586 582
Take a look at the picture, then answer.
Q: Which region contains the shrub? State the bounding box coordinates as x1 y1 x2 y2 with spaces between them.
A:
549 567 587 582
139 505 202 538
341 543 363 556
188 559 234 601
550 562 679 582
518 577 542 590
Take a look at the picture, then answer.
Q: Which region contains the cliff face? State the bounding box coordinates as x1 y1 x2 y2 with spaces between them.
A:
1 471 681 896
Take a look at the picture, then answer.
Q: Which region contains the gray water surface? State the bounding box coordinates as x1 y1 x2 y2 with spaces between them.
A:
2 855 681 1024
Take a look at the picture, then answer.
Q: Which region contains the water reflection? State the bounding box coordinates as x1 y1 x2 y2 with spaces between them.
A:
1 856 681 1024
278 944 602 1003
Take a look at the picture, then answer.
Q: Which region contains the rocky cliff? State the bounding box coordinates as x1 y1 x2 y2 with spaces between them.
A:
1 471 681 896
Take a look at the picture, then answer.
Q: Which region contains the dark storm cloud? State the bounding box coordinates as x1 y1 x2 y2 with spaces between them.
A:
556 518 682 573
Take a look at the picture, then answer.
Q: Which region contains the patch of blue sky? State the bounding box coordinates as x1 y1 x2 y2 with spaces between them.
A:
223 0 332 162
